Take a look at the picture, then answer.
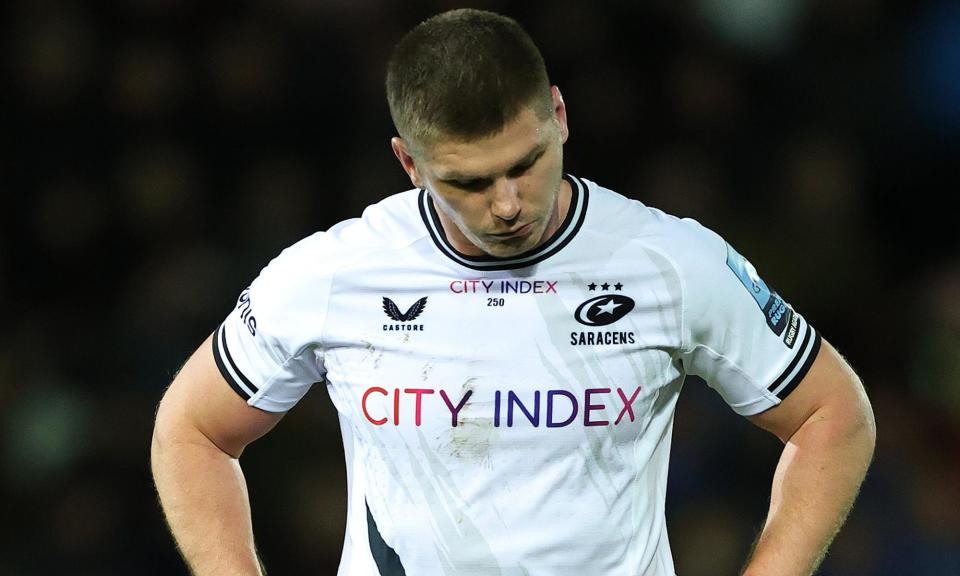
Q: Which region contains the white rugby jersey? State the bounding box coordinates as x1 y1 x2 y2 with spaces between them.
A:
213 175 821 576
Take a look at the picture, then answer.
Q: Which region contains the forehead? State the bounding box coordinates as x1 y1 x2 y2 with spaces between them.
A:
423 108 552 179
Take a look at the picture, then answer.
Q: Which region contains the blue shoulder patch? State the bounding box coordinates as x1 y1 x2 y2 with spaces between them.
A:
725 243 790 336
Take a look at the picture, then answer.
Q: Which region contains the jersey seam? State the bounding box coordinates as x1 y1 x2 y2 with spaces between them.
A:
569 197 690 357
319 235 434 346
576 212 777 404
686 342 781 406
617 238 687 359
678 224 728 357
672 227 799 405
250 207 439 407
316 195 433 371
315 221 434 350
253 349 321 404
329 190 431 249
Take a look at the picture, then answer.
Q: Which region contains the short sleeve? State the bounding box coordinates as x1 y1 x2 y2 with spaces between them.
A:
676 220 822 416
211 233 331 413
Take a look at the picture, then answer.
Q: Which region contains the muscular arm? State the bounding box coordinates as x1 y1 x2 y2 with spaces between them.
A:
151 333 285 576
741 339 876 576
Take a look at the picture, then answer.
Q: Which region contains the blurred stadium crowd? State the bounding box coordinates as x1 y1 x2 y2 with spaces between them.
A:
2 0 959 574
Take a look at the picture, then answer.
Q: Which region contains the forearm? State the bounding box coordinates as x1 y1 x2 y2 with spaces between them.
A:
742 404 875 576
151 426 264 576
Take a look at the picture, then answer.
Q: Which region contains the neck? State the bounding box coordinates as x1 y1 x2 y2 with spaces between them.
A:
548 177 573 240
435 176 572 257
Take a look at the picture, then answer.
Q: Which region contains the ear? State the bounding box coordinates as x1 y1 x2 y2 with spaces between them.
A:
391 137 424 188
551 86 569 144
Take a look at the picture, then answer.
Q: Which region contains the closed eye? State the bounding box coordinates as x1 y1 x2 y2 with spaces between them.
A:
449 178 491 192
507 149 545 178
507 153 543 178
442 145 546 191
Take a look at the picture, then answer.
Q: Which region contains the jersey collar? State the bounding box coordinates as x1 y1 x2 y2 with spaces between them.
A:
418 173 589 271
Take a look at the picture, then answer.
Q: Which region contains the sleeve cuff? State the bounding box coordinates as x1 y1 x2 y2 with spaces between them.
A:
211 323 260 402
765 324 822 401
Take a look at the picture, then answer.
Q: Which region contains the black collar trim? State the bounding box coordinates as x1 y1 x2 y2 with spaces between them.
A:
418 174 588 271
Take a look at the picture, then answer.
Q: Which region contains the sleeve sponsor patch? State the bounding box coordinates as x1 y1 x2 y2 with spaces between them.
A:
725 243 791 337
783 308 800 348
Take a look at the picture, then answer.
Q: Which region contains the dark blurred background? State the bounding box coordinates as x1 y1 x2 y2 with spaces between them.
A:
2 0 959 574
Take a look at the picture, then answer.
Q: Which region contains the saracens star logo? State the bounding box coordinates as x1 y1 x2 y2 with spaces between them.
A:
382 297 428 322
574 294 635 326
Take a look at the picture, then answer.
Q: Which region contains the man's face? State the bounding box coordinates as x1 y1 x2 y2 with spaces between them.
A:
393 87 570 258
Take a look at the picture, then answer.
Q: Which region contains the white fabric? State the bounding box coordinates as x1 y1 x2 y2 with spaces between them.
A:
213 175 819 575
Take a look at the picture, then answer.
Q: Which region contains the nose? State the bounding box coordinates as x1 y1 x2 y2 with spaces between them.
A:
490 178 521 222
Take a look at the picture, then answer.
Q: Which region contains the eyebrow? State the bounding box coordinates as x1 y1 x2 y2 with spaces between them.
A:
438 141 548 183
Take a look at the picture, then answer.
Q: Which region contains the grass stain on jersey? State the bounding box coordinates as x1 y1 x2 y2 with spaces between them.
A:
360 339 384 369
411 428 503 575
437 378 496 468
445 416 495 469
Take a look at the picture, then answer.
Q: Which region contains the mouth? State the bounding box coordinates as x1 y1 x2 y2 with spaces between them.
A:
490 221 534 240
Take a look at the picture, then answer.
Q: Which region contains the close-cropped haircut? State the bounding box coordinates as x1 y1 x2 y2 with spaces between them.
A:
385 9 553 155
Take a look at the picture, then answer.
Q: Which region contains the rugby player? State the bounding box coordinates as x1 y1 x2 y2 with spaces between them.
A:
151 9 875 575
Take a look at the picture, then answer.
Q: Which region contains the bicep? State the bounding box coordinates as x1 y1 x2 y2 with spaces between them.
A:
155 333 285 458
747 338 874 443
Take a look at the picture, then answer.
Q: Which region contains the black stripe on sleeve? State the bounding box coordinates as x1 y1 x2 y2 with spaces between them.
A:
211 324 257 400
766 323 812 393
764 321 822 401
773 331 822 401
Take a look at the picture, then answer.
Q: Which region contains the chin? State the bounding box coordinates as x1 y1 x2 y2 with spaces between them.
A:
484 246 521 258
484 238 536 258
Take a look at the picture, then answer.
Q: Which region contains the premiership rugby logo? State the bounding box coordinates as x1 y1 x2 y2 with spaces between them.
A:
382 297 427 332
725 242 792 337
